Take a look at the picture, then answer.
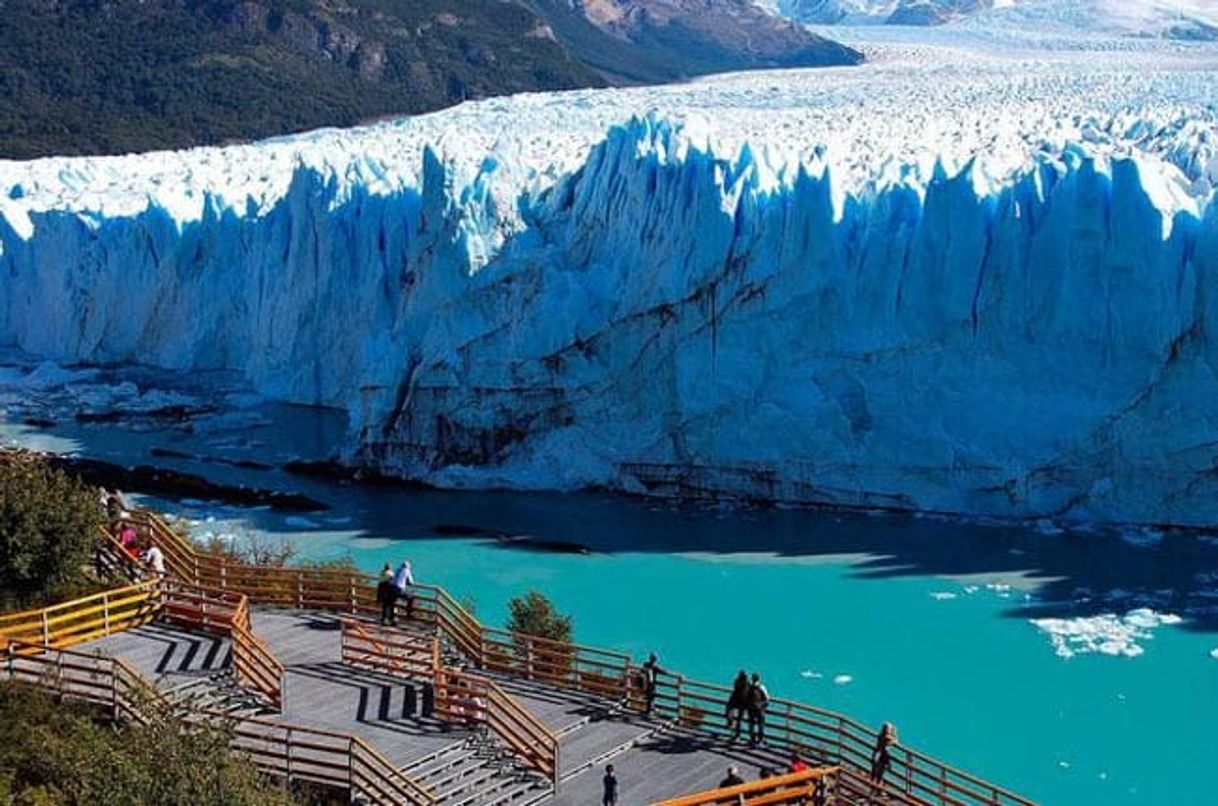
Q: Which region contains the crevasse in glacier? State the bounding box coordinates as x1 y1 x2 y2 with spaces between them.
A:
2 65 1217 525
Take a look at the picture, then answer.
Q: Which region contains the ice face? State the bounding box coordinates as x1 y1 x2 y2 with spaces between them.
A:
1 42 1217 525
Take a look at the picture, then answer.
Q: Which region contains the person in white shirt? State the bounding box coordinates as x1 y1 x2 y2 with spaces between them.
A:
142 544 165 578
392 560 415 619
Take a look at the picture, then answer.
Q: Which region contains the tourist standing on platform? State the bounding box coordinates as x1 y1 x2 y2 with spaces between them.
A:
639 653 666 716
118 521 138 559
726 669 749 740
746 672 770 746
602 763 618 806
142 543 165 579
789 753 809 773
870 722 898 784
393 559 415 619
377 564 397 625
720 765 745 788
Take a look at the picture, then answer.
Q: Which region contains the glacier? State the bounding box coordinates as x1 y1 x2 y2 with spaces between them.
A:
2 41 1218 526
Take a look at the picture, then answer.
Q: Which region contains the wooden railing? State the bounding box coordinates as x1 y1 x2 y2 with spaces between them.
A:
158 580 285 710
2 639 169 724
482 626 633 700
655 766 842 806
340 618 440 680
435 666 560 786
0 581 159 650
0 641 435 805
116 508 1034 805
226 713 436 805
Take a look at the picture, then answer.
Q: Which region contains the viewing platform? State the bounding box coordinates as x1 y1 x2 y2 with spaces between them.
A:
0 505 1037 805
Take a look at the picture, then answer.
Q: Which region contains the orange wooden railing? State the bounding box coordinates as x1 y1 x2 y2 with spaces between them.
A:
654 766 842 806
434 666 560 786
340 618 440 680
158 580 285 710
0 641 435 805
112 508 1034 805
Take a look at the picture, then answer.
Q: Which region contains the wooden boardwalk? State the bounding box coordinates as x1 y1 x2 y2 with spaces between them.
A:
84 608 800 804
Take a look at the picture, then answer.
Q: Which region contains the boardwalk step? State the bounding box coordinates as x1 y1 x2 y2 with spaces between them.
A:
408 745 486 784
471 777 551 806
442 769 547 806
402 739 478 776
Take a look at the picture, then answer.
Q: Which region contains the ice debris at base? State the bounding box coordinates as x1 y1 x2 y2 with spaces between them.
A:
833 674 854 685
1031 608 1184 659
2 34 1218 524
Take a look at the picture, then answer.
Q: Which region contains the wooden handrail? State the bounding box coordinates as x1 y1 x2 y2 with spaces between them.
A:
0 581 160 650
340 618 439 680
654 766 842 806
434 666 560 786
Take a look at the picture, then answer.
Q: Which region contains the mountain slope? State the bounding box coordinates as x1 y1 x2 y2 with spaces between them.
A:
0 0 861 160
530 0 862 83
0 0 603 159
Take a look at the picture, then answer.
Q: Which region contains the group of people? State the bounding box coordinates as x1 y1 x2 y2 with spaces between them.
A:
375 560 416 625
110 517 165 579
601 722 897 805
601 753 818 806
635 658 773 747
725 669 771 746
99 486 166 581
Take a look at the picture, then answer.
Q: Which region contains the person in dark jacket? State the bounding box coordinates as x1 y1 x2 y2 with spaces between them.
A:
602 763 618 805
376 564 397 625
725 670 749 741
719 765 745 788
870 722 898 783
638 653 666 716
746 672 770 746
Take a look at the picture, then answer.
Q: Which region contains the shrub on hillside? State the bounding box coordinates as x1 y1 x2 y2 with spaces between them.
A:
0 682 293 805
0 459 99 609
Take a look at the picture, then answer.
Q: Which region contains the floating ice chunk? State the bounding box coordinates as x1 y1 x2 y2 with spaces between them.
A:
833 675 853 685
800 670 823 679
1209 648 1218 660
1031 609 1184 659
929 591 958 600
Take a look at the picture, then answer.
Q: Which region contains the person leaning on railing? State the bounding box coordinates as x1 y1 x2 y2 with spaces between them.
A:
870 722 898 784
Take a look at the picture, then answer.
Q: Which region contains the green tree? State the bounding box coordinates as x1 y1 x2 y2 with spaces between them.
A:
506 590 572 643
0 459 99 609
0 682 294 805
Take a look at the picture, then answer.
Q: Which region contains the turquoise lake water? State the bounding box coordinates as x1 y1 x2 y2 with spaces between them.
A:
3 378 1217 805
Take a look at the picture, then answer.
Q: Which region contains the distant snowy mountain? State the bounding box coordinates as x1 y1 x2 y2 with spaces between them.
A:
775 0 994 26
775 0 1218 38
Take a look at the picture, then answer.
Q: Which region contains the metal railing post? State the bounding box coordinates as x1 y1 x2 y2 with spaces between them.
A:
40 610 49 647
103 592 111 636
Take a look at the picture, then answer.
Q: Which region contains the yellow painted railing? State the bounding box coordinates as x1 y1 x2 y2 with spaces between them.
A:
0 581 159 650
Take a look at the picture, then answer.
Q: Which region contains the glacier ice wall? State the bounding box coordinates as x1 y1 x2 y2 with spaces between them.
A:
2 116 1217 526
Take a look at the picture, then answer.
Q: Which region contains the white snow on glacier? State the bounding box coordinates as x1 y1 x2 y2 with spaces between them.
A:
2 38 1218 525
